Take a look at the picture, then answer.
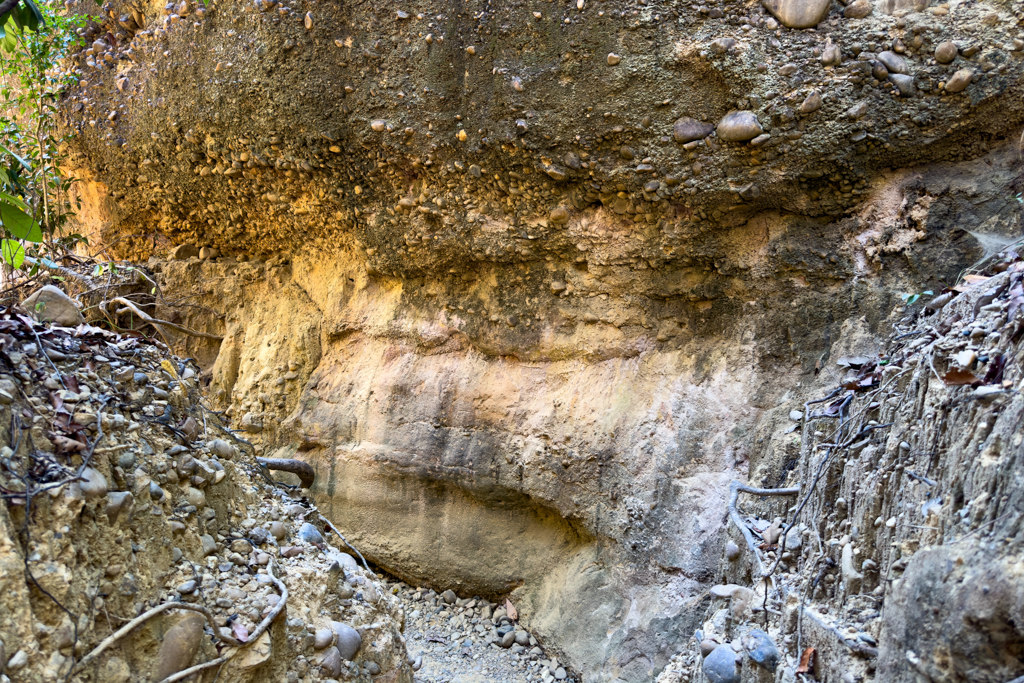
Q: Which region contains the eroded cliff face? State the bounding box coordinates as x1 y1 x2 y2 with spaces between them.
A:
55 0 1024 677
100 144 1016 683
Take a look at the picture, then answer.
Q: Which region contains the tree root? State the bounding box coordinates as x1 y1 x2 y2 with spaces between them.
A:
727 481 800 577
78 560 288 681
102 296 223 341
319 513 371 572
256 457 315 488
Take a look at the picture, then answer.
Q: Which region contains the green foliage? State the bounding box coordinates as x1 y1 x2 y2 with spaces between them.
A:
0 0 85 269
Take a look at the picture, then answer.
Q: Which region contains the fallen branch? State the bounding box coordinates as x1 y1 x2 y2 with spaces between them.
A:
319 514 371 572
256 457 316 488
727 481 800 576
103 296 224 341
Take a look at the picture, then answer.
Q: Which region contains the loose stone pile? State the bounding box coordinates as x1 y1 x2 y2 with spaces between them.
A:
0 298 411 683
386 584 573 683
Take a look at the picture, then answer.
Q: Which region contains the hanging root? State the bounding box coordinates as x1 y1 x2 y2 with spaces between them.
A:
256 457 315 489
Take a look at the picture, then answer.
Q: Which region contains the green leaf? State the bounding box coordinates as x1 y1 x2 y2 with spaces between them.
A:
0 198 42 241
1 238 25 269
0 190 29 211
22 0 43 30
0 141 31 170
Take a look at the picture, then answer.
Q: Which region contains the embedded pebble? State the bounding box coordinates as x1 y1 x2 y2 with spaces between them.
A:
673 117 714 144
716 111 763 142
606 53 621 65
945 69 973 93
934 41 958 64
79 467 108 498
760 0 830 27
799 90 822 113
154 614 205 680
742 629 780 672
314 627 334 650
889 73 916 97
843 0 872 17
331 622 362 660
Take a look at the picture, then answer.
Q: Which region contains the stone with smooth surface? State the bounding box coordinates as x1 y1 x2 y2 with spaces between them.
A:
934 41 957 64
703 644 740 683
716 111 763 142
843 0 872 17
760 0 831 28
945 69 972 93
673 117 714 144
154 614 205 680
298 522 324 544
23 285 84 327
330 622 362 660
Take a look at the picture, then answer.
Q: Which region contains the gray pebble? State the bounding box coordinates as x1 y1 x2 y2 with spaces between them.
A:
877 50 908 74
673 117 714 144
703 644 740 683
298 522 324 544
742 629 781 671
331 622 362 660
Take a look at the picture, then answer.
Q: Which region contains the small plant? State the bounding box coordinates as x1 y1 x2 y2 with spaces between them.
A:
0 0 85 273
901 290 934 306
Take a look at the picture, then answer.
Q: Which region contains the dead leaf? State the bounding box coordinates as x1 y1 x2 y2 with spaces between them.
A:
942 368 979 386
797 647 816 674
836 355 871 368
231 620 249 643
962 274 991 285
50 435 86 452
505 598 518 621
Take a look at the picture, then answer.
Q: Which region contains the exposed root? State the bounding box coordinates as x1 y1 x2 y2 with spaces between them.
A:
102 296 224 340
256 457 315 488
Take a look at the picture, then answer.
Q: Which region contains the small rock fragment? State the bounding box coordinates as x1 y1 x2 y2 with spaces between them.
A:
944 69 973 93
314 627 334 650
934 41 957 64
298 522 324 544
799 90 822 113
331 622 362 660
606 52 621 65
760 0 831 28
317 646 342 676
79 467 108 498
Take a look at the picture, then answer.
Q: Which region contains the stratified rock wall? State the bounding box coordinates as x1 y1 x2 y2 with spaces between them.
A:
56 0 1024 678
